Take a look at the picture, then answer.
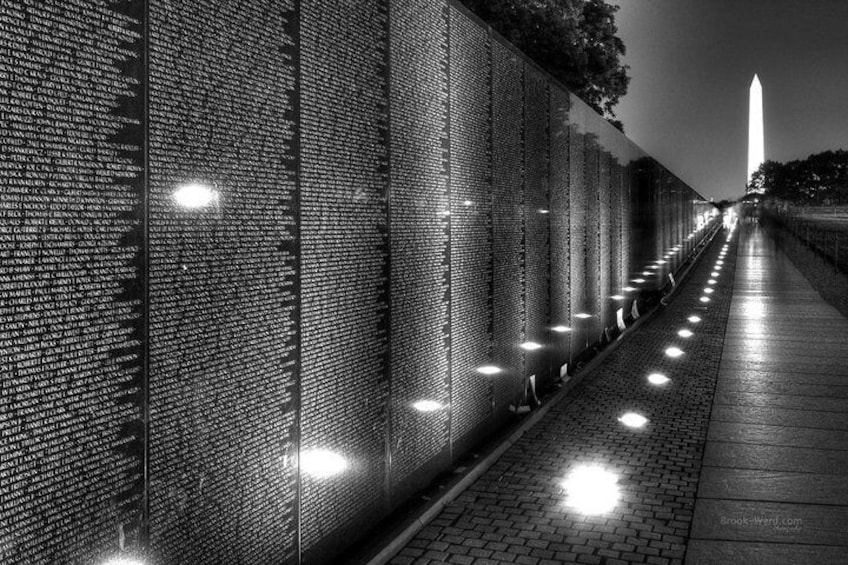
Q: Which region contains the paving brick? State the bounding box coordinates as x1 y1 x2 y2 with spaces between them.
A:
377 231 738 565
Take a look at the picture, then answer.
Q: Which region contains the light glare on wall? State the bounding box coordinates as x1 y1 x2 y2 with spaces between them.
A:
412 400 445 412
102 558 146 565
173 183 218 209
562 465 620 515
300 449 348 478
476 365 502 375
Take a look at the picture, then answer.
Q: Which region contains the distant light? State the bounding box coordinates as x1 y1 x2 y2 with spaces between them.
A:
665 346 684 358
708 279 717 285
412 400 445 412
687 315 702 323
700 296 711 303
704 287 714 294
678 329 694 338
562 465 620 515
574 313 592 319
102 558 146 565
301 449 348 478
619 412 648 428
633 278 646 284
551 326 572 333
173 183 218 209
520 341 543 351
610 295 624 301
647 373 669 385
476 365 502 375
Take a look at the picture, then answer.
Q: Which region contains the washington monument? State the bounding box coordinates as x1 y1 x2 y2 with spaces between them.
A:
747 74 764 190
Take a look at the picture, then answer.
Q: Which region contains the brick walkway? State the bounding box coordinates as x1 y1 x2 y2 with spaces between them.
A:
386 224 740 565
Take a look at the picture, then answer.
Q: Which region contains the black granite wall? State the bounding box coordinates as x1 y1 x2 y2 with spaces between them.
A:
0 1 713 564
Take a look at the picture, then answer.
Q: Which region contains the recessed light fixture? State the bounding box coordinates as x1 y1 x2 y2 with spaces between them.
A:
633 278 646 284
619 412 648 428
665 346 684 358
623 286 637 292
520 341 543 351
687 315 702 323
700 296 711 303
678 329 693 338
476 365 502 375
704 288 714 294
610 295 624 301
647 373 669 385
551 326 572 333
562 465 620 515
707 279 716 285
574 313 592 319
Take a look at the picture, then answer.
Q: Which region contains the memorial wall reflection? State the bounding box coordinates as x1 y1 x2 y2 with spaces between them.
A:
0 1 714 564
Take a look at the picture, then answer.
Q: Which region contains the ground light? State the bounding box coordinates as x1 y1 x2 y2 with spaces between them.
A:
619 412 648 428
648 373 670 385
665 346 684 358
562 465 621 515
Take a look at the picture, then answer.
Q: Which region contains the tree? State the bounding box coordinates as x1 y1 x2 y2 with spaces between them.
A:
752 150 848 205
460 0 630 130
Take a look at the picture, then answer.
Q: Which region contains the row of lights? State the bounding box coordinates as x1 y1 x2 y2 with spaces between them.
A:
562 219 732 516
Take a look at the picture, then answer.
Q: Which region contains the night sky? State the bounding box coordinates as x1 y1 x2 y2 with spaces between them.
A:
614 0 848 202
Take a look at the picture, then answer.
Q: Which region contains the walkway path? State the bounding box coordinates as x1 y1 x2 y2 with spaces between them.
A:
378 220 848 565
686 223 848 564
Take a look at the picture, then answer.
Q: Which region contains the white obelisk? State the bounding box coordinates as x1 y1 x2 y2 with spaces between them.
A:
747 74 764 190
